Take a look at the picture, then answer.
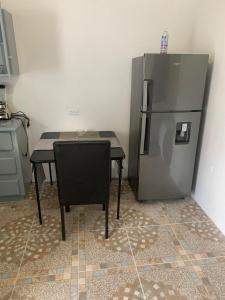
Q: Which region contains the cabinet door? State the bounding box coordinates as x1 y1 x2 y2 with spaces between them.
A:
0 132 13 150
0 179 20 196
0 9 19 79
0 21 9 76
2 9 19 76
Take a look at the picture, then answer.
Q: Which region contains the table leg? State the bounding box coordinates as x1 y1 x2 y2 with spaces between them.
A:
48 163 53 185
33 163 42 225
60 204 66 241
105 200 109 239
104 159 112 211
117 159 123 219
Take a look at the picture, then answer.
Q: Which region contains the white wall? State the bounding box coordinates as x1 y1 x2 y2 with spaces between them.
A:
191 0 225 234
2 0 198 177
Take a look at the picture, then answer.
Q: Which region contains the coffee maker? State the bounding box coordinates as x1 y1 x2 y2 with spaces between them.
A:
0 85 11 120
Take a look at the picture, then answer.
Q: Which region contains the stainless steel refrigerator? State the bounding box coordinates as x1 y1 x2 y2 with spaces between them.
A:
128 54 208 200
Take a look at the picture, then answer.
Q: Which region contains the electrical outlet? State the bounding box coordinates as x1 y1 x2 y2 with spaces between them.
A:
66 104 80 116
69 109 80 116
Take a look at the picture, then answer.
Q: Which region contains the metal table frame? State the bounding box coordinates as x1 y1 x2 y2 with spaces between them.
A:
30 131 125 225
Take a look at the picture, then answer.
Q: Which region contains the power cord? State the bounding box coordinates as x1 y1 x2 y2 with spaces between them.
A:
11 111 30 157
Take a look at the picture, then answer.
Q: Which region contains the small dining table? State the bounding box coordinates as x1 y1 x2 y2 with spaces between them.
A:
30 131 125 225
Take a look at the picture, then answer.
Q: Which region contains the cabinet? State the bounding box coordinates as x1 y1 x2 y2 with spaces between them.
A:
0 9 19 81
0 119 31 200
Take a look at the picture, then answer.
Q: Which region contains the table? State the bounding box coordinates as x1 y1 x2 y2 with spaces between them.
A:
30 131 125 225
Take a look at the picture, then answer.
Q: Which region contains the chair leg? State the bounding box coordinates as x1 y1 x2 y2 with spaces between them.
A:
102 204 105 211
33 163 42 225
48 163 53 185
65 205 70 212
105 201 109 239
60 205 66 241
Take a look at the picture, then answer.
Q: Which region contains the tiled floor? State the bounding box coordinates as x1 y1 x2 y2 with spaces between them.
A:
1 180 225 299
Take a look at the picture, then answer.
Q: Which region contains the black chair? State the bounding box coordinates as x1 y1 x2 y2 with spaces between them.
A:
53 140 111 240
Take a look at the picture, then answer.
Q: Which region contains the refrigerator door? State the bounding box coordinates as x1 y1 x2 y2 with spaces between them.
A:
138 111 201 200
143 54 208 112
128 57 144 193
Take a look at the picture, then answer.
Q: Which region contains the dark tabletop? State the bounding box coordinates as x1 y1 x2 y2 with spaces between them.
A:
30 131 125 163
41 131 116 139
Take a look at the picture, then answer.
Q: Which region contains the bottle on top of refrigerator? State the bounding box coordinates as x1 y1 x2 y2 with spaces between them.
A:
160 31 169 54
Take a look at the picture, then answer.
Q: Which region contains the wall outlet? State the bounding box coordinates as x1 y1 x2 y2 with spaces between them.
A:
69 109 80 116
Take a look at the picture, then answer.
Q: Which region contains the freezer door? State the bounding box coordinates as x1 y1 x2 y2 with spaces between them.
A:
144 54 208 111
138 112 201 200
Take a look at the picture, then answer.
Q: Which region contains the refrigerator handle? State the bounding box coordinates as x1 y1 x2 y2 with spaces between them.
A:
140 113 146 155
141 80 152 112
140 112 148 155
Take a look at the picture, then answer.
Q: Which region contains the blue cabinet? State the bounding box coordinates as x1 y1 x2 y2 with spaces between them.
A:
0 119 31 200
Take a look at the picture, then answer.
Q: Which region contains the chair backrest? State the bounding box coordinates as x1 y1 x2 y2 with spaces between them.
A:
53 140 111 206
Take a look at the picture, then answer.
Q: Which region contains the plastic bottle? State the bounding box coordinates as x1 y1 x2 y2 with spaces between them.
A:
160 31 169 54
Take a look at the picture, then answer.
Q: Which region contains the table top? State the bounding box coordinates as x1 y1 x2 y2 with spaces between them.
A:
30 131 125 163
41 131 116 139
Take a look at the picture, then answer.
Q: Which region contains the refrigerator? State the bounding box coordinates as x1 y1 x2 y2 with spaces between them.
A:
128 54 208 200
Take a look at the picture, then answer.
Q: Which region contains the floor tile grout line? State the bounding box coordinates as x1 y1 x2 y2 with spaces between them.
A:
170 222 207 261
10 214 35 299
71 253 225 274
84 219 211 232
169 223 189 260
124 227 146 300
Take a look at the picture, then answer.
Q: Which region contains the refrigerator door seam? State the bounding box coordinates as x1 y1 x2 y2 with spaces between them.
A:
142 110 202 113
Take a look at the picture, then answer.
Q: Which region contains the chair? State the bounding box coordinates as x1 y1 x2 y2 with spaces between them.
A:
53 140 111 240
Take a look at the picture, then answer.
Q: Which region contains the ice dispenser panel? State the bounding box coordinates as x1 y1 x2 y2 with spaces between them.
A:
175 122 191 144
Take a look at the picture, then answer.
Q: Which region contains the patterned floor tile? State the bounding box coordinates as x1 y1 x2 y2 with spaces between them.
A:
0 214 34 239
162 198 209 224
17 232 73 283
79 267 144 300
32 209 74 236
0 234 27 280
12 280 72 300
39 182 58 200
0 276 16 289
79 205 124 230
0 200 34 233
138 262 211 299
79 229 134 271
192 256 225 299
27 182 61 211
1 180 225 299
110 180 136 208
72 234 79 274
110 180 135 200
121 200 168 227
0 285 14 300
172 222 225 259
127 225 188 265
71 278 78 300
